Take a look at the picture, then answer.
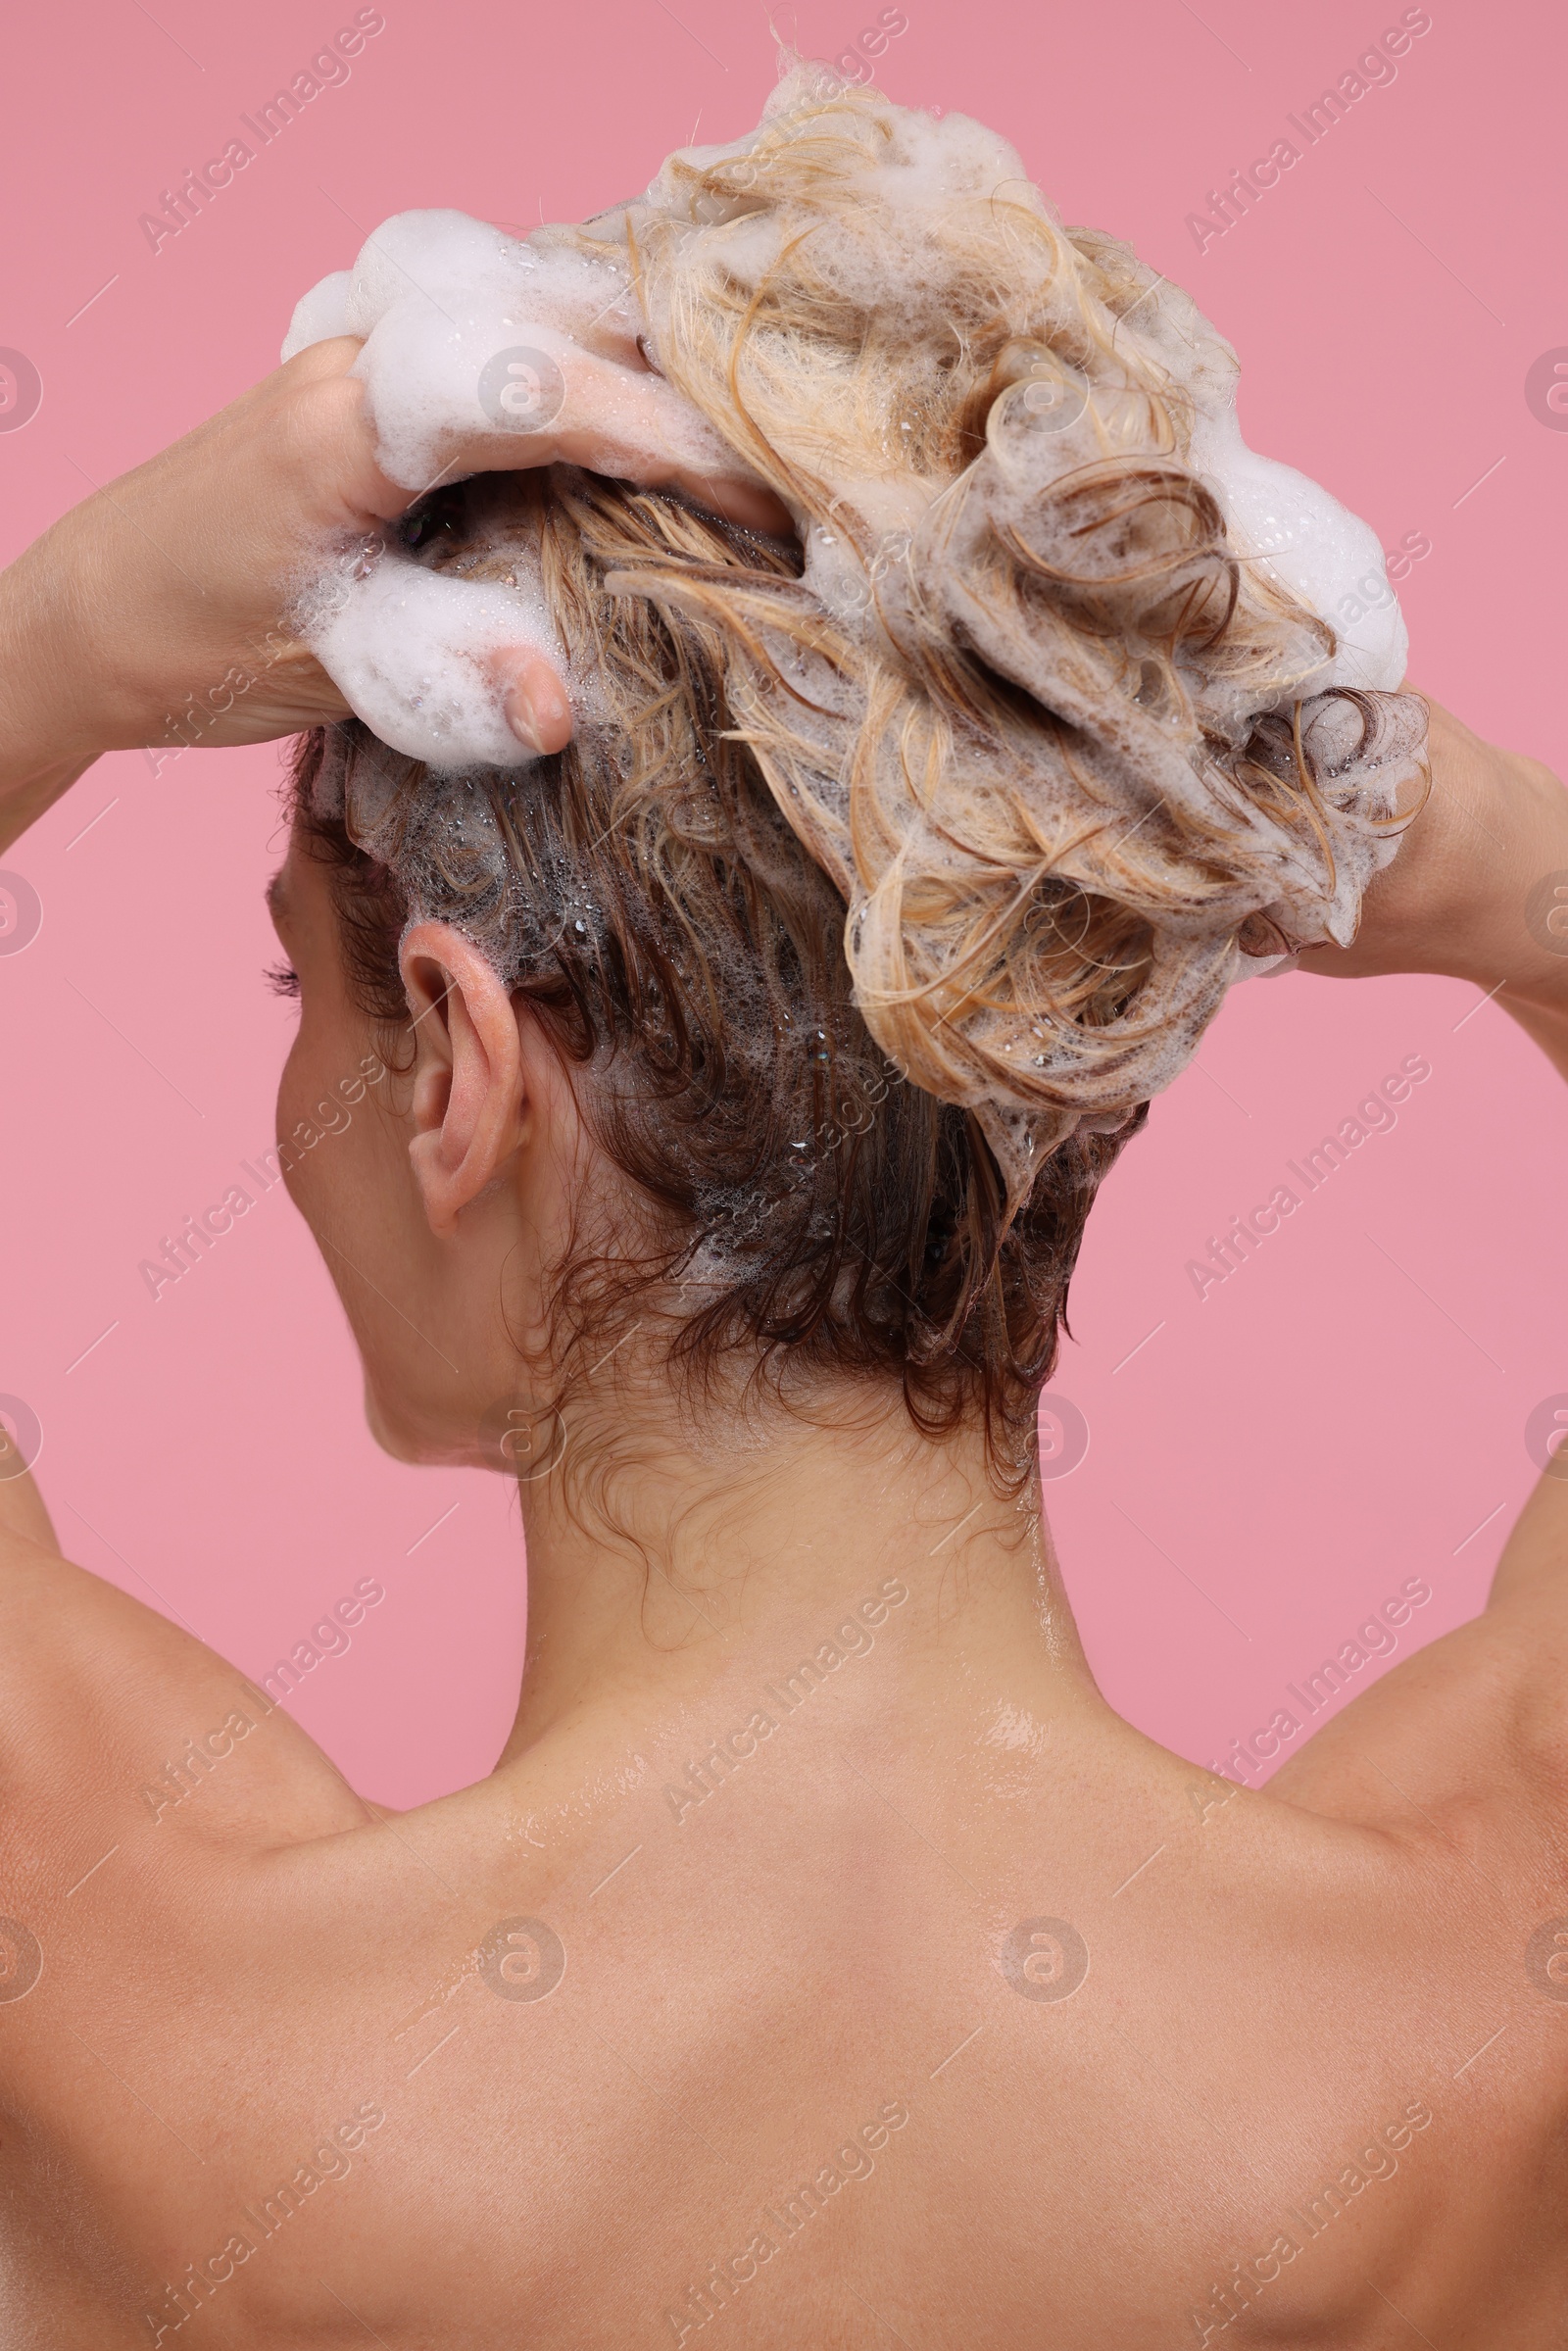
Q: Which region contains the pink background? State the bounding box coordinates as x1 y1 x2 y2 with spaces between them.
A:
1 0 1563 1805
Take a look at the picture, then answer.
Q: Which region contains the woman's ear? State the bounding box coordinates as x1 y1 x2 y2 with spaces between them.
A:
399 922 526 1236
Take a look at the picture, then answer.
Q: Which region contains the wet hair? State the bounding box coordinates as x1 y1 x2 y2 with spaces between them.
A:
293 471 1148 1485
290 70 1427 1483
542 69 1425 1200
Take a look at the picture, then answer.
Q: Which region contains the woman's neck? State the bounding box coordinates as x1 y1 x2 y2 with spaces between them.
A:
495 1381 1106 1771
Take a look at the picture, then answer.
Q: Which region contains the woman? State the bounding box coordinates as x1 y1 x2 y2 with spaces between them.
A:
3 78 1567 2351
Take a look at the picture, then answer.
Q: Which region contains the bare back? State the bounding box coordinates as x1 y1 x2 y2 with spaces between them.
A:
5 1454 1568 2349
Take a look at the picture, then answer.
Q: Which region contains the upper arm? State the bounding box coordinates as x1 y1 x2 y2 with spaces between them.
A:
0 1519 371 1901
0 1450 59 1556
1265 1464 1568 1859
1472 1462 1568 1792
1486 1458 1568 1628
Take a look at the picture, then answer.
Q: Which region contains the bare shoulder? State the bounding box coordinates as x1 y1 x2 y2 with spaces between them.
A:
1266 1468 1568 1882
0 1538 585 2350
0 1485 443 2338
0 1478 373 2031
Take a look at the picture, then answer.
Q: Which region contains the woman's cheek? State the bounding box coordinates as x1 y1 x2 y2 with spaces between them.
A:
274 1025 363 1212
274 1032 310 1192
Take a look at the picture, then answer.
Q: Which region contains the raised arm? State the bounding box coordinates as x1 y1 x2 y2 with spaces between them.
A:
0 327 786 1558
0 328 788 854
0 341 403 849
1297 696 1568 1078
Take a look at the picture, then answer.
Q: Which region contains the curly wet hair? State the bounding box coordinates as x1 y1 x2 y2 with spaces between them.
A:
290 70 1427 1482
291 470 1146 1486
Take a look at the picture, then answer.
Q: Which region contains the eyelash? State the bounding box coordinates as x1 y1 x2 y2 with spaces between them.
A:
265 961 301 999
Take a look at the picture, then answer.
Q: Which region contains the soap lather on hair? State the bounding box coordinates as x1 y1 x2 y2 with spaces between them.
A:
281 63 1429 1193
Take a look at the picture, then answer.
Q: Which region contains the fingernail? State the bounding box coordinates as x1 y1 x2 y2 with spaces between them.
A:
505 682 540 751
502 657 573 756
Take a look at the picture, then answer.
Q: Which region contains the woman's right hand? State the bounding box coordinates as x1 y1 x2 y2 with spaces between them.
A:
0 330 791 855
0 338 471 850
1296 695 1568 1022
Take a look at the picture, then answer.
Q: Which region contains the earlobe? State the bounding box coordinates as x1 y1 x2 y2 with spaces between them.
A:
398 922 525 1237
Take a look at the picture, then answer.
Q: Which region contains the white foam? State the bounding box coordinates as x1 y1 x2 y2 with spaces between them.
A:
1188 393 1406 692
293 535 568 771
281 269 352 361
280 108 1409 768
277 74 1423 1182
281 207 767 767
